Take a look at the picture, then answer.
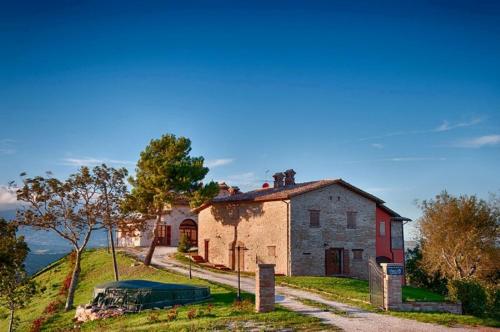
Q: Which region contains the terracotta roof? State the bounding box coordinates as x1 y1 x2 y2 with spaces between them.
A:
194 179 385 212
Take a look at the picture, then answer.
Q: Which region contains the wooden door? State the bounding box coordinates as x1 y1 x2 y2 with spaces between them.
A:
204 239 209 262
155 225 171 246
237 247 245 271
325 248 343 275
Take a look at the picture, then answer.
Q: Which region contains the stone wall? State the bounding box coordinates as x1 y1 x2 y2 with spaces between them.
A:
290 183 376 279
197 200 289 275
379 263 462 314
398 302 462 314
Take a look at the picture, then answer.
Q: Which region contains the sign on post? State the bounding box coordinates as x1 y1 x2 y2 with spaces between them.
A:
386 266 404 276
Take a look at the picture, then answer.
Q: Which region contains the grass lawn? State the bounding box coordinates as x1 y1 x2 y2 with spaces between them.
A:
277 276 499 328
0 249 327 332
277 275 444 304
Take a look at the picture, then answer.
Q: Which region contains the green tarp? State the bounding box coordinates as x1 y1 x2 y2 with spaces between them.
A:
92 280 210 311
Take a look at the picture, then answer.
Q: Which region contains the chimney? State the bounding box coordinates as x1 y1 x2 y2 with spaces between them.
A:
273 172 285 188
216 182 230 198
284 169 296 186
228 186 241 195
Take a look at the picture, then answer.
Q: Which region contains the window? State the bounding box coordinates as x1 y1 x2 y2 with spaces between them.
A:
352 249 363 261
379 221 386 237
346 211 357 229
391 220 403 249
309 210 320 227
267 246 276 257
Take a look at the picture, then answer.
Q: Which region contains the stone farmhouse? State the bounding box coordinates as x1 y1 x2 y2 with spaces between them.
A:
117 198 198 248
195 170 410 279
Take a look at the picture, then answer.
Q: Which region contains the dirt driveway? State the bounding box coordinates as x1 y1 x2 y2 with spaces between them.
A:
124 247 474 332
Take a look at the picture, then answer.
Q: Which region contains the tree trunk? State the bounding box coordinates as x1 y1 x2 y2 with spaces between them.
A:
65 250 82 311
8 306 14 332
144 213 162 266
107 230 111 254
109 226 119 281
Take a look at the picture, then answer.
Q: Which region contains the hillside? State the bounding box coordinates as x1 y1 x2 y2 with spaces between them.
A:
0 249 326 331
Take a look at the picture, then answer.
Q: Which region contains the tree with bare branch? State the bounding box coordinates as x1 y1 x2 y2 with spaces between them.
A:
93 164 129 281
16 168 100 311
419 191 499 283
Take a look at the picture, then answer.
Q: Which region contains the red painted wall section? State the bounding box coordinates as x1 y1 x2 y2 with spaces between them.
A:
392 249 404 265
375 207 393 260
375 207 405 265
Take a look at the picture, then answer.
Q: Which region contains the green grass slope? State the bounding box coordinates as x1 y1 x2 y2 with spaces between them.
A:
0 250 327 331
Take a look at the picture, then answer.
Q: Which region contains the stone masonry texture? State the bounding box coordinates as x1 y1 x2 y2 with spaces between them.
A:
290 183 376 279
256 264 276 312
381 263 403 310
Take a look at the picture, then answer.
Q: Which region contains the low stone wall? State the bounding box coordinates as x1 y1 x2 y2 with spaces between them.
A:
377 262 462 315
397 302 462 314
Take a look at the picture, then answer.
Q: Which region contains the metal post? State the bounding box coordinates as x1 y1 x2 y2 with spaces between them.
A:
237 245 241 301
189 256 192 279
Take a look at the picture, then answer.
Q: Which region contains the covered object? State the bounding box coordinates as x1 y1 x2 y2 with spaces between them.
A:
92 280 210 312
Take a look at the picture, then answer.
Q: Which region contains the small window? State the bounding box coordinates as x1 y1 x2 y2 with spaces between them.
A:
267 245 276 257
346 211 357 229
379 221 386 237
352 249 363 261
309 210 320 227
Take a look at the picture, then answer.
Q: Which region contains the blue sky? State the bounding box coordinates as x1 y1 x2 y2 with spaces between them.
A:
1 1 500 239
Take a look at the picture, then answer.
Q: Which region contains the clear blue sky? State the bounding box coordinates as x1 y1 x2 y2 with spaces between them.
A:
1 1 499 238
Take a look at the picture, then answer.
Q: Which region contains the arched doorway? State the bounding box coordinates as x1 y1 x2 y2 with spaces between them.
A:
179 219 197 246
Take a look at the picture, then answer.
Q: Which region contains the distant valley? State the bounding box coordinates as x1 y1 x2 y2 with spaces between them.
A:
1 209 109 275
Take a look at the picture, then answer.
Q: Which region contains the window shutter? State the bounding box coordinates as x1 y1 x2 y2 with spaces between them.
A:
343 250 350 275
309 210 320 227
346 211 357 229
352 249 363 261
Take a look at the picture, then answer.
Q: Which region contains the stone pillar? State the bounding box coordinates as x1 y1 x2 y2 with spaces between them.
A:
256 264 275 312
380 263 403 310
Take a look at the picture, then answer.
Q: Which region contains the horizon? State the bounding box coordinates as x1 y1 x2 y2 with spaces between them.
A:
1 1 500 240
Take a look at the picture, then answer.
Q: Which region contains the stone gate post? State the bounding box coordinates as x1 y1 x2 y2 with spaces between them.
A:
380 263 403 310
255 264 275 313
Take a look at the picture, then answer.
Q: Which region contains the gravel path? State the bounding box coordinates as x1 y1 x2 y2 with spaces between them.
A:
124 247 474 332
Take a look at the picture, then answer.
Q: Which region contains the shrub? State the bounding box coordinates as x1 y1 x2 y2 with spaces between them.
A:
59 273 72 295
187 308 197 320
177 234 191 253
231 299 253 312
148 311 159 323
167 307 178 321
448 279 487 316
485 286 500 319
43 299 63 314
30 317 45 332
405 244 447 294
